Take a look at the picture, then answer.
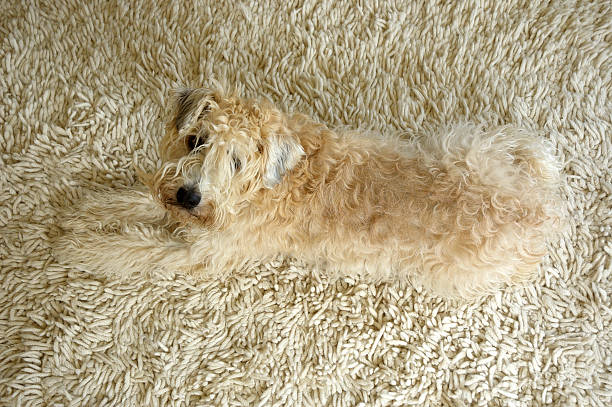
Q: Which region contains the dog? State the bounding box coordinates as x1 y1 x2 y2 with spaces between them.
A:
53 87 564 298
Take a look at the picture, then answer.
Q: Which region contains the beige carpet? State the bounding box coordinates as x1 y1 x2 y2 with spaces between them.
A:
1 0 611 406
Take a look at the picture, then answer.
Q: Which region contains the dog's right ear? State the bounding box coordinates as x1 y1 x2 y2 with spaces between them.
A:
173 88 196 132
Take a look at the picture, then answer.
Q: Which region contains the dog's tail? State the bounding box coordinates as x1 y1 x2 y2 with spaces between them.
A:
413 124 565 298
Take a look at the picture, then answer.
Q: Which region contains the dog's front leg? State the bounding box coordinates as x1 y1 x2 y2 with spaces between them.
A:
51 186 196 277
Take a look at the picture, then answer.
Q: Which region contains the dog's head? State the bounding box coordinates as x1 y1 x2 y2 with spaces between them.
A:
145 88 305 229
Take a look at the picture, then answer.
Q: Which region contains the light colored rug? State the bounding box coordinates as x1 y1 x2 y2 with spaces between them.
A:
1 0 610 406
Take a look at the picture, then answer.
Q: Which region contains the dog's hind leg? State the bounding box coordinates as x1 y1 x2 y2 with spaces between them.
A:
414 125 564 297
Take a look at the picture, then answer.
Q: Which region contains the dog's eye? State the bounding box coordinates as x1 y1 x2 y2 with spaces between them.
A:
232 156 242 172
186 134 207 151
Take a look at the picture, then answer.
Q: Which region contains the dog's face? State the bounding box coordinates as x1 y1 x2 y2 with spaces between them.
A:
145 88 304 229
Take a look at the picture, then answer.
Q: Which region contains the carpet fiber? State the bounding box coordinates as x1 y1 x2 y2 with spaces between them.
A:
1 0 610 406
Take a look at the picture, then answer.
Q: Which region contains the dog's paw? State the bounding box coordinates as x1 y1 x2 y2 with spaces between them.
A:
57 186 169 234
51 185 195 276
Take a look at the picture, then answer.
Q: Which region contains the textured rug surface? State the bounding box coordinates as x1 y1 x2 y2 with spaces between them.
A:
1 0 611 406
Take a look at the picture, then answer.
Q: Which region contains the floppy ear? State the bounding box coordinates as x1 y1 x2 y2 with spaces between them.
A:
173 88 213 132
263 134 304 188
172 88 196 132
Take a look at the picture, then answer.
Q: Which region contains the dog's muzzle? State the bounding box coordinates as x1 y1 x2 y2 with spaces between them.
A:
176 186 201 210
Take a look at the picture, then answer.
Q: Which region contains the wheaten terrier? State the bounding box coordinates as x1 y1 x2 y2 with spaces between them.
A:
54 87 564 298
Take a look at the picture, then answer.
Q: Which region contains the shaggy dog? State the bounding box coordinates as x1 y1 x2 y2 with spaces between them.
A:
53 87 563 298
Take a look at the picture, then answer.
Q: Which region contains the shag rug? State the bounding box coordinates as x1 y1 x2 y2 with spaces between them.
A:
1 1 610 406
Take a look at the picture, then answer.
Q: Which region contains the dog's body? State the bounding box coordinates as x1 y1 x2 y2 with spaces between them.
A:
54 88 563 298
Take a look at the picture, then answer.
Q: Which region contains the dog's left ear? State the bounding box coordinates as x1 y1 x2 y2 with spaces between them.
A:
263 135 304 188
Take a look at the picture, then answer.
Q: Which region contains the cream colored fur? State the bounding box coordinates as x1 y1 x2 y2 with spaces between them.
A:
4 1 610 405
54 88 564 298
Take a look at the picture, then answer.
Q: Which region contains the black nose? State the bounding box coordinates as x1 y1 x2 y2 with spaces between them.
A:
176 187 201 209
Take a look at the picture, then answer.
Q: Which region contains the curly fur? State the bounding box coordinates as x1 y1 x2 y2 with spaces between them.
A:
53 87 564 298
